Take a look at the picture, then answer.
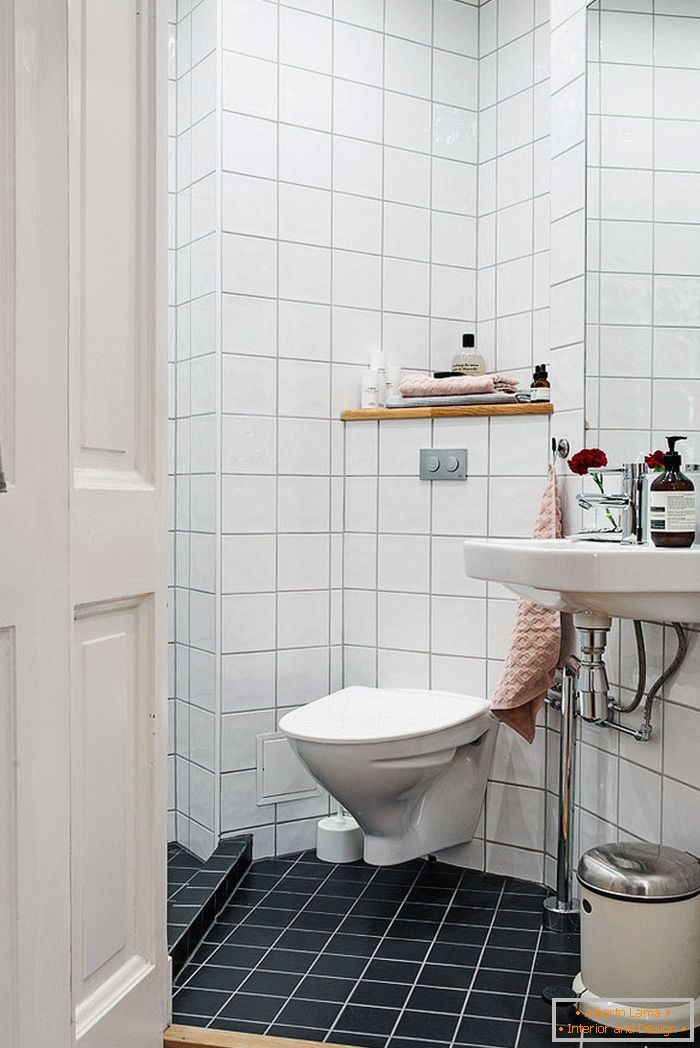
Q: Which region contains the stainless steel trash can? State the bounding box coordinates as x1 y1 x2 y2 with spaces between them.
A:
573 842 700 1031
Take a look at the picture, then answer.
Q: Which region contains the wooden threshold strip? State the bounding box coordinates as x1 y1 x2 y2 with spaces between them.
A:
341 402 553 421
164 1024 357 1048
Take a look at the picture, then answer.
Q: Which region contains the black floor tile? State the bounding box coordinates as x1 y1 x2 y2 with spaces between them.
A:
340 914 393 937
349 979 411 1009
183 964 248 993
364 958 421 984
538 931 580 955
189 942 218 964
390 1040 453 1048
276 997 344 1028
307 893 357 914
437 922 489 946
406 984 466 1013
264 890 311 910
535 951 581 976
267 1025 327 1041
386 918 441 940
418 963 475 991
465 990 525 1020
206 943 266 969
218 992 286 1022
518 1021 556 1048
223 923 281 947
455 1015 521 1046
310 952 369 979
335 1004 401 1035
375 936 430 962
275 927 331 953
210 1019 268 1033
352 897 404 919
481 946 534 971
258 948 317 974
427 941 482 967
242 905 294 928
495 908 543 930
393 1009 459 1043
293 909 345 932
473 967 532 995
488 927 540 950
326 932 382 957
295 974 357 1002
171 986 229 1019
332 1033 387 1048
241 969 302 997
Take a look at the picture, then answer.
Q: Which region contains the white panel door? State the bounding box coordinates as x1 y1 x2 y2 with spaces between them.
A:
1 1 170 1046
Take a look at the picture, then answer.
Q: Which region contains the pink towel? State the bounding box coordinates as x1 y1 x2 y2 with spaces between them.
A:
491 467 562 743
399 372 519 397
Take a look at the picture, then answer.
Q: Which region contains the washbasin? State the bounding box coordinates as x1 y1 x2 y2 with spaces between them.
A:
463 538 700 624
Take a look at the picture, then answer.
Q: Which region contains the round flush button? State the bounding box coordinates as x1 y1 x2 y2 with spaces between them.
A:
426 455 440 472
444 455 460 472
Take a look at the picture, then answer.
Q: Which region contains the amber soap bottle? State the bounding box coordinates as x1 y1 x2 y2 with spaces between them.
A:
649 436 696 548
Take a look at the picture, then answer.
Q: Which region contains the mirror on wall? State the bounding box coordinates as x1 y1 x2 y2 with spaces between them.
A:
585 0 700 466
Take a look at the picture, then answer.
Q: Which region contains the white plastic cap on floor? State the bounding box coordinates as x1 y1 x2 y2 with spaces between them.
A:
316 813 363 863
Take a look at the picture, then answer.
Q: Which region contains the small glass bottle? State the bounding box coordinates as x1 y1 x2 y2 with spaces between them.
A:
452 333 485 376
531 364 550 402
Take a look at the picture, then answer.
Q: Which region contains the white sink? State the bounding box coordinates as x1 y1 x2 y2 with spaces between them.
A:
463 538 700 623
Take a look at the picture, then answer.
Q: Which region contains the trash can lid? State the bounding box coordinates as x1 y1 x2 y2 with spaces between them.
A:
578 842 700 901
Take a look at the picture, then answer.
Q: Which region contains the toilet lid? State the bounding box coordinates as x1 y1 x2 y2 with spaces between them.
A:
280 686 490 744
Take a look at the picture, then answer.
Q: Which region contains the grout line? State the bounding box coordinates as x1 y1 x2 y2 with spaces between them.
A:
446 880 507 1048
513 922 544 1048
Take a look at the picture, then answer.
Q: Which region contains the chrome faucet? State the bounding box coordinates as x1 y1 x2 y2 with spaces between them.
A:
575 463 648 544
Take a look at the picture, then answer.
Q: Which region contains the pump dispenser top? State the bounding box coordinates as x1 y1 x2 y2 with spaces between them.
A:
663 435 686 469
649 436 696 548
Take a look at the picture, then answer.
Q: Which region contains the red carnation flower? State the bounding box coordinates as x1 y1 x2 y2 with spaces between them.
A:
645 450 665 471
568 448 608 476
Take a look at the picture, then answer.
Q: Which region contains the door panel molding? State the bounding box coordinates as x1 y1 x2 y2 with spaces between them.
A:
68 0 159 487
71 597 159 1032
0 0 15 486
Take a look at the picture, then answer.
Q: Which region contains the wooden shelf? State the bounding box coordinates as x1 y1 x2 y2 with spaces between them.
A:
341 402 553 421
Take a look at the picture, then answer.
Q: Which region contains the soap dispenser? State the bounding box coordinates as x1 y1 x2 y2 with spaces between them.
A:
649 436 696 548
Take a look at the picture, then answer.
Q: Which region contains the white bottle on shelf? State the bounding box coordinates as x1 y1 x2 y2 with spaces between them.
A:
371 349 387 406
361 368 380 409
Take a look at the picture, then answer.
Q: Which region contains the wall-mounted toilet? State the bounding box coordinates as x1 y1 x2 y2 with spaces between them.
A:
279 686 498 866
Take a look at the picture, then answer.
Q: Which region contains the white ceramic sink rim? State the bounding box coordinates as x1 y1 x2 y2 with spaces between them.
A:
463 538 700 622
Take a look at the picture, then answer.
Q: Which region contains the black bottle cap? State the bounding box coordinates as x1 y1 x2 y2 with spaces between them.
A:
664 435 687 470
539 363 548 378
462 333 475 349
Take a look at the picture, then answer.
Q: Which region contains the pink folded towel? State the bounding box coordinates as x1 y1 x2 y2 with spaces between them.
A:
399 372 519 397
491 466 562 743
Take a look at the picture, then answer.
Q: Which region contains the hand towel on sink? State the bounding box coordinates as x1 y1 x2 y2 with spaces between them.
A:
491 466 562 743
399 372 519 397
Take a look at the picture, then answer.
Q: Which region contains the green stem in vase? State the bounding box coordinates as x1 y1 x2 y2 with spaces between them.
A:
592 471 619 531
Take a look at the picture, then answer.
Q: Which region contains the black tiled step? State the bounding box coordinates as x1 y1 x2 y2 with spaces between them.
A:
167 835 252 979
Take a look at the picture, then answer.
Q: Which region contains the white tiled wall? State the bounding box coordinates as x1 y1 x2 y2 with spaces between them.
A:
342 413 555 882
587 2 700 465
542 0 700 885
219 0 482 859
170 0 220 859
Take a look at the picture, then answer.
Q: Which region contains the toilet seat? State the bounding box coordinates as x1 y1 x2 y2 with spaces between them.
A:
280 686 490 745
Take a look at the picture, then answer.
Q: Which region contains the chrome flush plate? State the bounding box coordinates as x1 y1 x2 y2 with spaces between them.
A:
419 448 467 480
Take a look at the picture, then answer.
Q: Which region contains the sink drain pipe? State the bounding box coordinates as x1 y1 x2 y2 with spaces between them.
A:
544 615 689 931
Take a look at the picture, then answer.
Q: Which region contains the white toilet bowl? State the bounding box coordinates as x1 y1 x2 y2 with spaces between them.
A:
279 686 498 866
